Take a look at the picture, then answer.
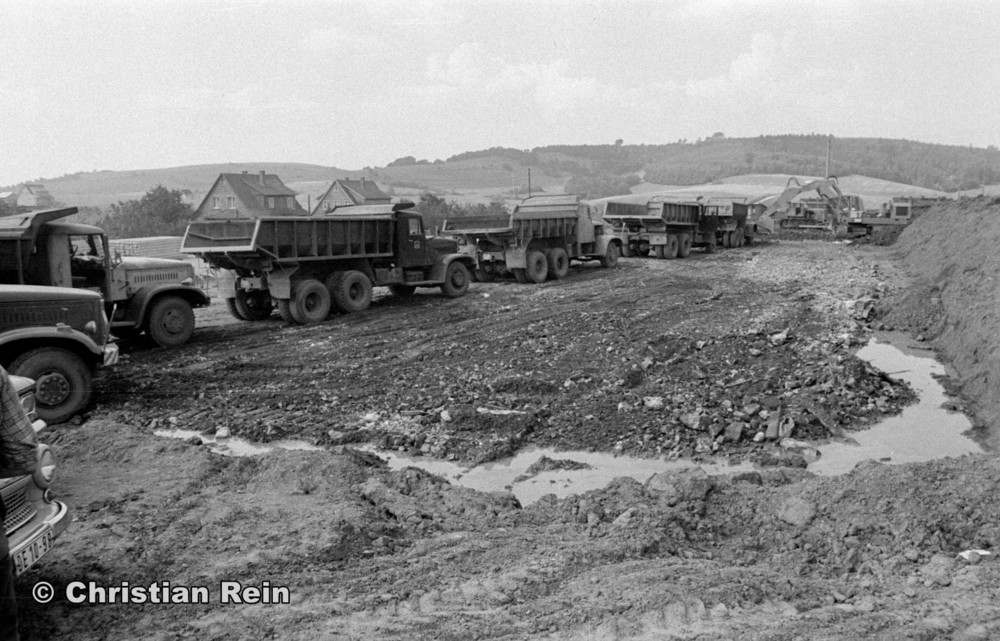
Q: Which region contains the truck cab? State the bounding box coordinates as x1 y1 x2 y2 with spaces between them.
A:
0 207 210 347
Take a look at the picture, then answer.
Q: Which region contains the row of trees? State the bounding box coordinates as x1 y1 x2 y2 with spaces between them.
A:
101 185 195 238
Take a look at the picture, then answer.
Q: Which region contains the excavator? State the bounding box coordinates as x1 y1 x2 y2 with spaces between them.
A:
751 176 852 236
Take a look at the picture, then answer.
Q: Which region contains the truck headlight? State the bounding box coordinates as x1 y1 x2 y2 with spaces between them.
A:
84 320 98 336
33 445 56 489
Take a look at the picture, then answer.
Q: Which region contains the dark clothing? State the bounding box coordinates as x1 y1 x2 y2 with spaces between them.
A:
1 555 19 641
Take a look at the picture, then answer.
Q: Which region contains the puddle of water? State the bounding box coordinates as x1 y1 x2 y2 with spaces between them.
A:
365 445 752 505
154 429 322 457
809 336 983 475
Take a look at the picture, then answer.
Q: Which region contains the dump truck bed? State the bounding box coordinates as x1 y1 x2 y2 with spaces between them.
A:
442 195 581 238
602 200 702 227
182 214 396 267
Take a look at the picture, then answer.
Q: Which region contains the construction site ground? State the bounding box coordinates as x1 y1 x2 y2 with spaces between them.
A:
18 204 1000 640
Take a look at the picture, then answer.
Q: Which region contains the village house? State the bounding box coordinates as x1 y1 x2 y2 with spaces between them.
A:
194 170 305 219
312 177 391 214
4 184 57 209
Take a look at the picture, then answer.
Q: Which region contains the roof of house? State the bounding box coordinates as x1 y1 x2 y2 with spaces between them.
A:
314 178 391 213
195 171 304 219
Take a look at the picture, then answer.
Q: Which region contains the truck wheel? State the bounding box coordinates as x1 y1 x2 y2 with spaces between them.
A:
704 236 716 253
10 347 91 424
736 228 746 247
293 279 331 324
389 284 416 297
525 250 548 283
147 296 195 348
332 270 372 313
226 297 247 321
235 290 274 321
545 247 570 279
665 235 679 259
722 231 732 248
513 269 529 283
441 261 470 298
654 245 665 259
277 299 296 323
620 243 633 258
600 243 620 268
678 234 692 258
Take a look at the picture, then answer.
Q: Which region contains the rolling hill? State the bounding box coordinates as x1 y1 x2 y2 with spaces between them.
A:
7 135 998 211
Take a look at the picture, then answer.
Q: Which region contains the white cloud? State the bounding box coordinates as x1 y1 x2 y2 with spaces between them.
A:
300 26 381 53
685 32 785 99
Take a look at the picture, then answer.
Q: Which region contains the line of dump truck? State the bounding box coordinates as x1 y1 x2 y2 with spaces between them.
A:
180 193 755 324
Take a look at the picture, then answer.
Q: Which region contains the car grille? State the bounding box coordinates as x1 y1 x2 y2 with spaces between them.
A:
3 487 34 535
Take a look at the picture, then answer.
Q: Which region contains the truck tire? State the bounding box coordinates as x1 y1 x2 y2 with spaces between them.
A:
665 235 679 259
332 270 373 313
678 234 692 258
513 269 529 283
277 299 296 323
704 236 716 253
620 243 633 258
722 231 732 248
10 347 91 424
147 295 195 348
654 245 665 259
736 228 746 247
235 290 274 321
293 279 331 324
599 243 620 268
440 261 470 298
545 247 570 280
525 250 548 284
389 284 416 297
226 297 248 321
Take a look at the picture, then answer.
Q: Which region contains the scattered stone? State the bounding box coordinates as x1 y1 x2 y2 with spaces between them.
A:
643 396 665 410
776 496 816 527
646 468 714 506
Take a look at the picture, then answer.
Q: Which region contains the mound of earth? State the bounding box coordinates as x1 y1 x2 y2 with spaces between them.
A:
884 196 1000 446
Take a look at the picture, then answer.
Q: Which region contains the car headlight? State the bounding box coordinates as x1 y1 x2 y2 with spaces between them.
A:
33 445 56 489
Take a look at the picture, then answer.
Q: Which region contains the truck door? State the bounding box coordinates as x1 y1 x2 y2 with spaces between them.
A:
395 212 434 268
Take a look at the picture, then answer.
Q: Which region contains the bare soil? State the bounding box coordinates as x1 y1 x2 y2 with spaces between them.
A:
16 235 1000 640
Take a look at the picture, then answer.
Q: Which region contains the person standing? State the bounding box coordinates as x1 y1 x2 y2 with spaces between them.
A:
0 365 39 641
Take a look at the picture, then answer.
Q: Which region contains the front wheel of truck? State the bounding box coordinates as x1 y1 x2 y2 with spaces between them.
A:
147 295 195 348
235 290 274 321
440 261 470 298
10 347 92 424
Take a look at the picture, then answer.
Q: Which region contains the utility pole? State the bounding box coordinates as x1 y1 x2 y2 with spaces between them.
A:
528 168 532 197
826 136 832 178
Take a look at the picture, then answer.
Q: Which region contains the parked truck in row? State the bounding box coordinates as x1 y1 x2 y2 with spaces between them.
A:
441 194 622 284
180 202 475 324
0 207 210 347
0 284 118 423
596 195 750 258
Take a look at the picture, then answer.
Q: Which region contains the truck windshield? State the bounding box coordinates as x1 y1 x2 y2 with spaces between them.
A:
69 234 106 290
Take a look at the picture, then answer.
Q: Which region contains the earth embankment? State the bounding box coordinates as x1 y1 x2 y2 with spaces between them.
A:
887 197 1000 447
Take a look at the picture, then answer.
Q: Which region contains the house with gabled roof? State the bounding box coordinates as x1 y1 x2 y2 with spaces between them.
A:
13 184 56 208
312 177 391 214
194 170 306 219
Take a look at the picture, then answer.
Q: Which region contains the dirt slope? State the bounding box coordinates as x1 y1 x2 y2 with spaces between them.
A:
886 197 1000 447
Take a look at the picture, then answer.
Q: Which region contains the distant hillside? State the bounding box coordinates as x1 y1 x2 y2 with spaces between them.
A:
9 135 1000 210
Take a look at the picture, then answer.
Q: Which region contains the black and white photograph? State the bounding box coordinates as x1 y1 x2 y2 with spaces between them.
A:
2 0 999 639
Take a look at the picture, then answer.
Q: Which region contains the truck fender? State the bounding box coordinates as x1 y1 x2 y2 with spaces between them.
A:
504 246 527 270
219 269 238 299
265 264 299 299
428 254 476 282
127 284 211 327
0 327 106 364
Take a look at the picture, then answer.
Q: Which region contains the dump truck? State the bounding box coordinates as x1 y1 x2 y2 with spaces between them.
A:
441 194 621 284
598 196 749 259
0 207 210 347
0 284 118 423
180 202 475 324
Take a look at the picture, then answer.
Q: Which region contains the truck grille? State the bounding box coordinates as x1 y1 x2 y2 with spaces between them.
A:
131 271 182 284
3 487 33 535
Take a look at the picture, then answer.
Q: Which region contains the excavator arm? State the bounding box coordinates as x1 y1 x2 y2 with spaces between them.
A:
752 177 847 235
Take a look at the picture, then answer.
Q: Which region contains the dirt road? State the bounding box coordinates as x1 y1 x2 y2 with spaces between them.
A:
17 237 1000 640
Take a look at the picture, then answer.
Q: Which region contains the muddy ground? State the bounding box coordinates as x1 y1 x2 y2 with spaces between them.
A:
16 220 1000 640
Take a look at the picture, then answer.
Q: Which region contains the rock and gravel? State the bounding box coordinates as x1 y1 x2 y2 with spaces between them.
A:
16 228 1000 640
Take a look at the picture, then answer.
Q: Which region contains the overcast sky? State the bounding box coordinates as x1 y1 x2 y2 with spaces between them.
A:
2 0 998 186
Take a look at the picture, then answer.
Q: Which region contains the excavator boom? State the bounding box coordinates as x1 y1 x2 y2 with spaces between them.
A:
752 177 848 235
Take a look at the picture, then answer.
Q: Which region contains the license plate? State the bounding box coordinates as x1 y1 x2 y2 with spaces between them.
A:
13 527 53 576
